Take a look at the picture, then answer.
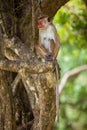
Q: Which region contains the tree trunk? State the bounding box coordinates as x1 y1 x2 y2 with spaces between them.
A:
0 0 68 130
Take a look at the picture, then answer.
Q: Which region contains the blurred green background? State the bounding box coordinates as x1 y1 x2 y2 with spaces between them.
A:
53 0 87 130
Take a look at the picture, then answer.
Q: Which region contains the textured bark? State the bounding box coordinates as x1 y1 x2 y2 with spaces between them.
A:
40 0 69 17
0 71 16 130
0 0 69 130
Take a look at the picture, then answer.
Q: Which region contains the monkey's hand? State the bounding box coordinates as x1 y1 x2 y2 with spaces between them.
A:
45 53 54 61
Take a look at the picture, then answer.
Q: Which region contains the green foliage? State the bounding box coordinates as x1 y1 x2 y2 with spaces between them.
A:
54 0 87 48
53 0 87 129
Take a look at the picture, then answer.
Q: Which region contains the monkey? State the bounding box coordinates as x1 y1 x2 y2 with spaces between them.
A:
35 15 60 60
35 15 60 121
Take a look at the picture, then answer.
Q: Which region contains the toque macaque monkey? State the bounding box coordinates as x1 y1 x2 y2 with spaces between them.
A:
35 15 60 61
35 15 61 121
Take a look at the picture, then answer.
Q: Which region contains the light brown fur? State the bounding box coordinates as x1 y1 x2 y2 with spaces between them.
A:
35 17 60 59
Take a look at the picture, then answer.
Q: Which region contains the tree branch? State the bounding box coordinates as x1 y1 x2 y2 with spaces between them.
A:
40 0 69 17
0 57 54 73
59 65 87 94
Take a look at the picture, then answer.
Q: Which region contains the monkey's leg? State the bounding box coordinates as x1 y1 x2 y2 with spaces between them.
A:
44 39 55 61
50 39 55 55
35 45 48 59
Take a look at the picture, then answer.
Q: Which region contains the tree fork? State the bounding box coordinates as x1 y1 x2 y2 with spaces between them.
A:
0 0 69 130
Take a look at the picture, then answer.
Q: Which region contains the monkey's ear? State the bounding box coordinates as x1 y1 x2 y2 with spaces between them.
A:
47 17 51 22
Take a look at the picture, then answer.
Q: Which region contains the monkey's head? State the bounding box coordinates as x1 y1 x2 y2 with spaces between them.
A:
38 15 51 29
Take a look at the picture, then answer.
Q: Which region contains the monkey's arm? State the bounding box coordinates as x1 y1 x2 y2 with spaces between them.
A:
54 39 60 58
50 26 60 59
35 44 48 59
53 34 60 59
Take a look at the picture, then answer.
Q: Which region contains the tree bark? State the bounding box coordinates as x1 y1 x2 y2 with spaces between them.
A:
0 71 15 130
0 0 69 130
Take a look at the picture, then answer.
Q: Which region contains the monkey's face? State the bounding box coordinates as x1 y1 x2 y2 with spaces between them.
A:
38 17 50 29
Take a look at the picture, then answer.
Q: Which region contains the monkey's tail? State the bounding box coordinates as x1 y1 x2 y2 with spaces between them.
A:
55 62 60 122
